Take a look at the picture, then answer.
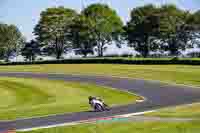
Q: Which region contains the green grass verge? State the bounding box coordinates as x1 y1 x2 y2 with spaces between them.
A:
18 121 200 133
145 103 200 118
0 77 140 120
0 64 200 86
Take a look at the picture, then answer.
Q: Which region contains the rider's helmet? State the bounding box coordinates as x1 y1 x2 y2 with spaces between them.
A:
88 96 94 101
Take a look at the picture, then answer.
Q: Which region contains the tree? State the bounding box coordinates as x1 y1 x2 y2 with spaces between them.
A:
0 23 24 61
68 15 94 57
187 10 200 26
158 4 190 56
186 10 200 48
126 4 196 57
21 40 40 61
34 7 77 59
82 4 124 57
125 4 160 57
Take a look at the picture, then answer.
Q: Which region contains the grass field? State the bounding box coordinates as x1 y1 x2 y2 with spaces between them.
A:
0 77 139 120
0 64 200 86
1 64 200 119
19 121 200 133
145 103 200 118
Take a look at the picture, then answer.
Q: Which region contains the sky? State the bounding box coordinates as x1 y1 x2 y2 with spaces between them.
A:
0 0 200 41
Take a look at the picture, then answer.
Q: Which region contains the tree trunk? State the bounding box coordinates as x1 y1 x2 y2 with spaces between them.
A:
97 42 104 57
55 37 64 60
169 38 179 56
5 49 12 62
56 51 62 59
82 51 88 58
5 57 9 62
143 36 150 58
142 48 149 58
83 54 87 58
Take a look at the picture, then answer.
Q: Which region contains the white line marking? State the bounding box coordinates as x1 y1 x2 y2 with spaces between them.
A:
18 122 80 132
119 110 156 117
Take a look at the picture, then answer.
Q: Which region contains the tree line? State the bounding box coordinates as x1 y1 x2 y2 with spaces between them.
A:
0 3 200 61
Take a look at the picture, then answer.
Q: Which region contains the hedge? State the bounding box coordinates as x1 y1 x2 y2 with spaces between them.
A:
1 58 200 65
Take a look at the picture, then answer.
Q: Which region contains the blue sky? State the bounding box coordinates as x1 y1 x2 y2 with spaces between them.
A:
0 0 199 41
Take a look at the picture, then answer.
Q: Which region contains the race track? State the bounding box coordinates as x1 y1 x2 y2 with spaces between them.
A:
0 72 200 131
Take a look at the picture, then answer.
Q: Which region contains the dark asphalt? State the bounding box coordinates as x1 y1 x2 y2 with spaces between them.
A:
0 72 200 131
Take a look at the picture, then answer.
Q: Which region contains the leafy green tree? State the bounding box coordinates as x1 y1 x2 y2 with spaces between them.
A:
82 4 124 57
21 40 40 61
125 4 160 57
68 15 94 57
158 4 190 56
0 23 24 61
126 4 197 57
186 10 200 47
34 7 77 59
187 10 200 26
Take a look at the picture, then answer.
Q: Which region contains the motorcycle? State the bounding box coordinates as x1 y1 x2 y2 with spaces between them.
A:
94 103 110 112
89 97 110 112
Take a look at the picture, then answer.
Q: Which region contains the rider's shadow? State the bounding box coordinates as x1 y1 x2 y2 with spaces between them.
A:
85 109 111 113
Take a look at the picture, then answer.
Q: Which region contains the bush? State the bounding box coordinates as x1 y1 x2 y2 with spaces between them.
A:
171 57 179 61
121 53 133 57
1 58 200 66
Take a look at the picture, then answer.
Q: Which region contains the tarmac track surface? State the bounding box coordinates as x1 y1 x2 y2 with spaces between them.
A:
0 72 200 131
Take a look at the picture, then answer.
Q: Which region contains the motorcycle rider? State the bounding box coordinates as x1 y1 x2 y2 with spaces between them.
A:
88 96 109 111
88 96 103 105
